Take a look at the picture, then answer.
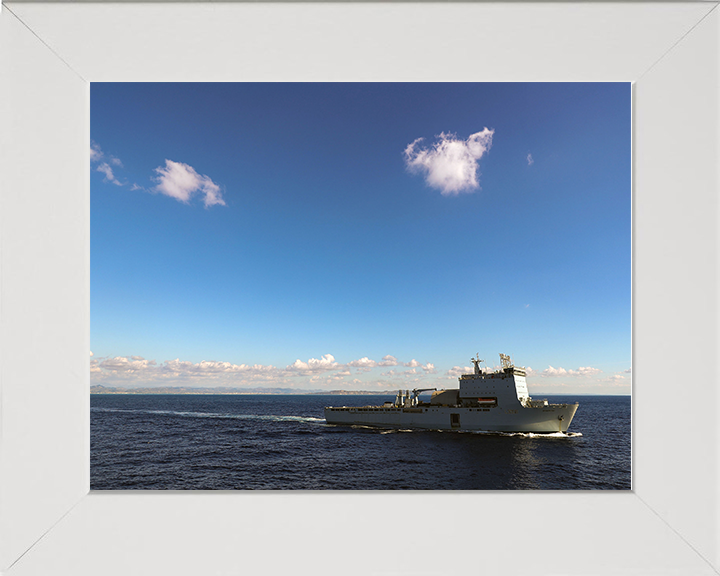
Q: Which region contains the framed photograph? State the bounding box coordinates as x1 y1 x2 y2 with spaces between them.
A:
88 80 630 492
1 2 718 575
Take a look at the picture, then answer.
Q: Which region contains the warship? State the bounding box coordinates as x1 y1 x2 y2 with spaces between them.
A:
324 354 579 433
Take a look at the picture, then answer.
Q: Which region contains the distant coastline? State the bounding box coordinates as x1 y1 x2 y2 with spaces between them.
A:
90 385 387 396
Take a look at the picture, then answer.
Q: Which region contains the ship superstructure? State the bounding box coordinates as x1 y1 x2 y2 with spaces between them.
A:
324 354 579 433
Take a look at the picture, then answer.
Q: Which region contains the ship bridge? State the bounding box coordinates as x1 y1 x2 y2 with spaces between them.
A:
458 353 530 404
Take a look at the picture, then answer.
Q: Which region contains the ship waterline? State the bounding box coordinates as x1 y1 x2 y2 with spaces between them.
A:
324 354 579 433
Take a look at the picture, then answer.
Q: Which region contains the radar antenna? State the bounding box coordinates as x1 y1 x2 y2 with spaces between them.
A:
471 353 483 375
499 353 513 369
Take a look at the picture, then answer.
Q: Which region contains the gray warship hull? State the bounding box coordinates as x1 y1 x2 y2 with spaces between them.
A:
325 354 580 433
325 402 578 433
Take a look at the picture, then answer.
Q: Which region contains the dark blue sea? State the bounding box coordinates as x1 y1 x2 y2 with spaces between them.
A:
91 394 631 490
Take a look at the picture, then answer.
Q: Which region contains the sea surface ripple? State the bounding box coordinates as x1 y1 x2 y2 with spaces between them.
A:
91 394 630 490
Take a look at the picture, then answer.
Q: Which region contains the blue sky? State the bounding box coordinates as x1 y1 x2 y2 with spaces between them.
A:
91 83 630 394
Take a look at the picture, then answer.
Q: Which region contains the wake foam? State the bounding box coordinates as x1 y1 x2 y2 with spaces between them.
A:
469 430 583 438
91 407 325 424
93 408 581 436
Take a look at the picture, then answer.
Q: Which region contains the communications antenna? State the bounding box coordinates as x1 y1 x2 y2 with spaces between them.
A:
471 353 483 375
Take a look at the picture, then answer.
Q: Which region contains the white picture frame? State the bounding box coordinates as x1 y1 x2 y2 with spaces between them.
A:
1 2 718 574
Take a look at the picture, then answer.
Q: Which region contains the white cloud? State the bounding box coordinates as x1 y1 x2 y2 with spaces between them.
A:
606 375 630 388
573 366 603 377
96 162 123 186
447 366 472 378
541 366 568 377
91 142 125 185
96 355 280 382
527 153 534 166
541 365 602 378
153 159 226 208
286 354 338 374
404 128 494 195
92 144 222 205
422 363 436 374
162 358 274 376
347 357 377 369
91 141 123 168
90 142 103 162
92 352 442 390
378 355 399 366
100 356 157 372
404 359 420 368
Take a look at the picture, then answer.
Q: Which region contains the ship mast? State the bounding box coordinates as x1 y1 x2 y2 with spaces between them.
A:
471 354 483 375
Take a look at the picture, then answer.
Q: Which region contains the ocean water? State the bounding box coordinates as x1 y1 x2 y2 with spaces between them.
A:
91 394 631 490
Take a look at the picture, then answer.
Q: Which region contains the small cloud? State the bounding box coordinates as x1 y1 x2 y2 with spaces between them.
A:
527 153 534 166
100 356 157 373
404 128 494 195
525 304 530 308
447 366 472 378
153 159 226 208
624 368 632 373
422 363 436 374
286 354 338 374
607 375 630 387
90 142 103 162
347 357 377 369
404 359 420 368
541 366 569 377
574 366 603 377
378 355 399 367
96 162 123 186
541 365 602 378
91 141 123 168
